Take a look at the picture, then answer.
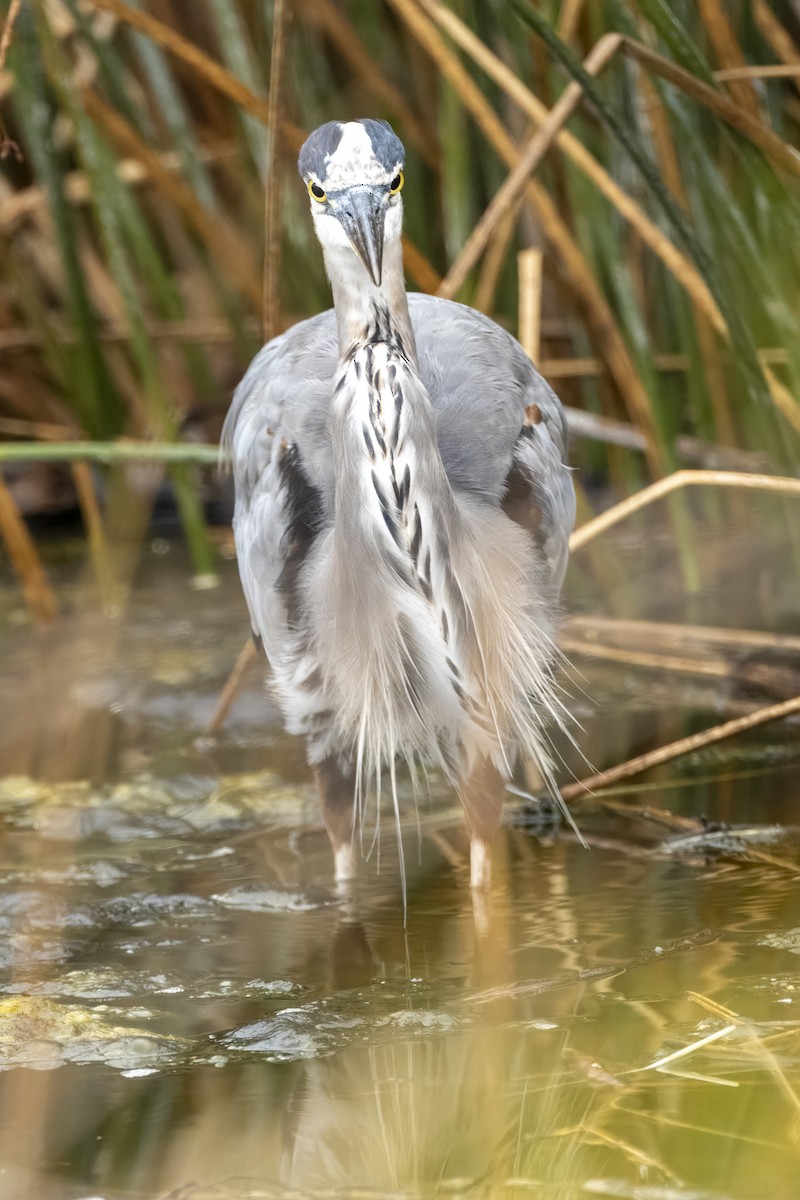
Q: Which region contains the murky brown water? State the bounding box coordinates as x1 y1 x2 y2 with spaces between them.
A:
1 521 799 1200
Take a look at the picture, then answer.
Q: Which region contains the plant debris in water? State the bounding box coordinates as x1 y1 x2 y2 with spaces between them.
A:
758 929 800 955
658 823 793 858
0 996 189 1071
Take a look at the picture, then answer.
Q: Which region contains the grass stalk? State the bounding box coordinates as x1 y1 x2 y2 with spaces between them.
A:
34 10 217 581
70 460 116 608
561 693 800 802
697 0 761 116
623 34 800 177
753 1 800 100
10 15 121 436
206 638 259 735
84 0 303 148
0 472 58 623
0 441 221 465
84 92 264 311
517 248 542 364
473 206 517 315
571 469 800 551
388 0 667 475
417 0 725 335
262 0 290 341
557 0 586 43
512 1 773 413
206 0 268 173
300 0 439 168
440 33 624 298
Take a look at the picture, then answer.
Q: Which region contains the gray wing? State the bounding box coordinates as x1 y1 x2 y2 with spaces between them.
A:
221 315 338 656
411 294 575 595
222 295 575 650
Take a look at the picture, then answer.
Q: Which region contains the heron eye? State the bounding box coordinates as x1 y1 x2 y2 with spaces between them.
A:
308 180 326 202
389 171 404 195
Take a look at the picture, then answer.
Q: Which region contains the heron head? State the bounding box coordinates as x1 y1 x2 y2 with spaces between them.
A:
298 119 405 287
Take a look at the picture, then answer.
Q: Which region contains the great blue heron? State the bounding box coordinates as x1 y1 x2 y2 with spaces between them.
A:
223 119 575 892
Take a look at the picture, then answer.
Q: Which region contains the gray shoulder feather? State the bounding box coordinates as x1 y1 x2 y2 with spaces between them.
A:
223 295 574 646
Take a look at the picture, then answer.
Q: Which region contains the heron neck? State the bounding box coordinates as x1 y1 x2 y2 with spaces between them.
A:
324 237 417 362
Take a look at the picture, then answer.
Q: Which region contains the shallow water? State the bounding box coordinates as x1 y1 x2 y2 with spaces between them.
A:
1 530 799 1200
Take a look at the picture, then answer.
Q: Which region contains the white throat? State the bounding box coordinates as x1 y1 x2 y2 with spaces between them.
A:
315 204 415 360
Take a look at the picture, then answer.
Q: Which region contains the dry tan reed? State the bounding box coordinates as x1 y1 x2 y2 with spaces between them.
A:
570 470 800 552
0 472 58 622
561 693 800 802
389 0 667 475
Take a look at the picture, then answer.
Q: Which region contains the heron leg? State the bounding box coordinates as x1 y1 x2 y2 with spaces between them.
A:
315 757 358 883
457 757 507 889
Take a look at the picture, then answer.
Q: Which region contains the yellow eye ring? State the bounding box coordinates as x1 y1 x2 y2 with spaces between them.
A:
390 170 404 195
308 179 326 202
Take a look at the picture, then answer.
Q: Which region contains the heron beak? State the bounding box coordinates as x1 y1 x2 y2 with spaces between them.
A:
337 189 385 286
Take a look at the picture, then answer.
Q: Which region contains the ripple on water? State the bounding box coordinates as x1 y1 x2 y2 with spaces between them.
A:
214 982 467 1065
212 883 336 913
1 967 304 1007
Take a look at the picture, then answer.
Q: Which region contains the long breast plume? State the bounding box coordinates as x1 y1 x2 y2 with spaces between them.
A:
303 335 570 817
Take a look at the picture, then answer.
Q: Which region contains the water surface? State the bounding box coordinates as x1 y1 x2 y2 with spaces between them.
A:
0 530 799 1200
